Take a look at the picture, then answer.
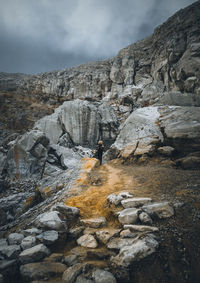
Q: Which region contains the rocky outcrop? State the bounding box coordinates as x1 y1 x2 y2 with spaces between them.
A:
34 99 118 147
110 106 200 161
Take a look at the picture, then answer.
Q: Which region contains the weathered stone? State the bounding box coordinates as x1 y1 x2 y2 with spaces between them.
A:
8 233 24 245
92 269 117 283
111 235 159 267
35 211 65 230
80 217 107 228
123 225 159 233
139 212 153 225
177 155 200 169
19 244 50 264
118 208 140 224
120 229 136 238
83 228 98 235
157 146 175 156
6 130 49 179
51 203 80 220
69 227 84 239
20 262 66 281
22 228 42 237
121 197 152 208
107 192 133 206
64 254 79 266
62 263 86 283
0 245 21 260
77 235 98 249
107 237 137 250
21 236 36 250
95 229 121 244
36 230 59 245
142 202 174 219
75 275 93 283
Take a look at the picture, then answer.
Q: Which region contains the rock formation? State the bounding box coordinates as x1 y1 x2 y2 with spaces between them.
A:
0 1 200 282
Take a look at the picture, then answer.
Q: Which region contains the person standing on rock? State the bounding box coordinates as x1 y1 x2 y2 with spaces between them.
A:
94 140 105 165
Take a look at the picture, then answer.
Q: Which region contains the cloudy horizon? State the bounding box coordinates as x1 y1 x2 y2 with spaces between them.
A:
0 0 196 74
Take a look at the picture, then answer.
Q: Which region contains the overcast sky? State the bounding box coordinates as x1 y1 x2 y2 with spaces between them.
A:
0 0 196 74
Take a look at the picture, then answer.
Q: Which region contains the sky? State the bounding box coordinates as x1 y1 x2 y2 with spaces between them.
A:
0 0 196 74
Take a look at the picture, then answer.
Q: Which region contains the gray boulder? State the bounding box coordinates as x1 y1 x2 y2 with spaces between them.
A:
118 208 140 224
139 212 153 225
62 263 87 283
20 262 66 281
121 197 152 208
142 202 174 219
22 228 42 237
0 245 21 260
77 235 98 249
92 269 117 283
36 230 59 245
6 130 49 179
107 237 137 250
19 244 50 264
21 236 37 250
35 211 65 231
95 229 121 244
51 203 80 220
80 217 107 228
8 233 24 245
107 192 133 206
111 235 159 267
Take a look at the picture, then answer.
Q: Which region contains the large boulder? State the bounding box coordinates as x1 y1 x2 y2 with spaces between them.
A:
20 262 66 281
111 235 159 267
19 244 50 264
110 106 200 159
35 100 118 148
35 211 65 231
92 269 117 283
6 130 49 179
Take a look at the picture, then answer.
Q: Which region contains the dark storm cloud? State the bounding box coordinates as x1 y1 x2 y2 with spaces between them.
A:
0 0 196 74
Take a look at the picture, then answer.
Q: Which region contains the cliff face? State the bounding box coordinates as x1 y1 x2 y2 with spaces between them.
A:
1 1 200 135
18 0 200 105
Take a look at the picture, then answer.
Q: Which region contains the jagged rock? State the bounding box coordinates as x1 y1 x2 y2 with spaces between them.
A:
35 100 118 148
21 236 36 250
35 211 65 231
80 217 107 228
95 229 121 244
107 237 137 250
118 208 140 224
6 130 49 179
51 203 80 220
121 197 152 208
111 235 159 267
0 153 6 176
8 233 24 245
44 253 64 262
77 235 98 248
139 212 153 225
142 202 174 219
62 263 87 283
123 225 159 233
107 192 133 206
36 230 59 245
157 146 175 156
20 262 66 281
92 269 117 283
111 106 200 159
0 245 21 260
19 244 50 264
22 228 42 237
75 275 93 283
